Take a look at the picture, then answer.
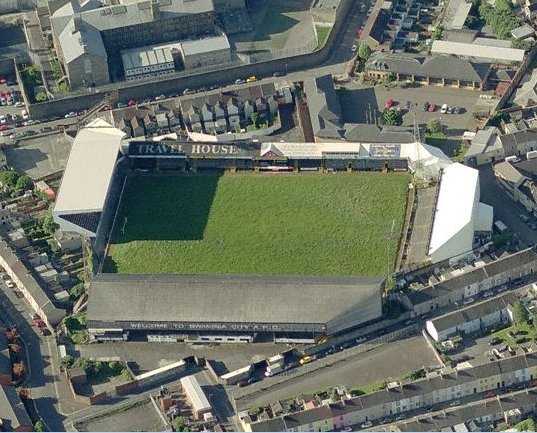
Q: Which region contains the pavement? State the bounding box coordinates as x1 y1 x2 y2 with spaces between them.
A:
232 336 439 410
3 132 72 179
479 164 537 246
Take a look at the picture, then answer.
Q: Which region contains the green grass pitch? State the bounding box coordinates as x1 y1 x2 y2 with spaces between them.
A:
105 172 410 276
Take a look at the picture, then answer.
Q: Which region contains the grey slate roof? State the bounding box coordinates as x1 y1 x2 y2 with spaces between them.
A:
343 124 415 143
87 273 383 330
406 247 537 307
494 161 526 184
428 293 516 334
499 128 537 155
0 385 33 431
59 19 107 64
304 74 343 138
366 53 491 83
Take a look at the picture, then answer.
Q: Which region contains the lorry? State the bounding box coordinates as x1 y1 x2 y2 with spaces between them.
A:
494 220 508 234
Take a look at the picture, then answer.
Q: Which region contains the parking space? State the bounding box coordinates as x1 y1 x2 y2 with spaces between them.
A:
338 83 486 138
76 341 293 373
0 80 25 125
3 133 73 179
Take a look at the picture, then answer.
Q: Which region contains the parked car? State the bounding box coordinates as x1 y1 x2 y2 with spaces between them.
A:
449 400 461 407
360 421 373 429
234 78 245 84
299 355 315 365
386 98 394 108
5 280 14 288
168 93 179 98
0 125 9 131
488 337 501 345
273 71 285 77
102 104 112 111
428 103 436 112
116 102 128 108
127 99 137 106
246 76 257 83
351 44 358 52
64 111 77 118
520 214 530 223
484 391 496 398
14 101 24 108
394 414 406 421
356 336 367 344
236 380 249 387
40 328 51 336
440 103 448 114
154 94 166 101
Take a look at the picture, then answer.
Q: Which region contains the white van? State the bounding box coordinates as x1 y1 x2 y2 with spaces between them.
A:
21 109 29 120
440 103 448 114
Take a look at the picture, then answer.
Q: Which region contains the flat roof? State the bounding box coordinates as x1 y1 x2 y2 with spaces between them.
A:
180 35 230 56
122 46 174 69
54 119 124 214
87 274 383 333
429 163 479 258
448 3 471 29
431 40 525 63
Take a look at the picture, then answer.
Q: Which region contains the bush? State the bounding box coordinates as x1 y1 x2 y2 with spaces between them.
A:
15 175 33 192
68 282 86 301
35 92 48 102
60 355 74 369
427 118 442 134
34 419 46 432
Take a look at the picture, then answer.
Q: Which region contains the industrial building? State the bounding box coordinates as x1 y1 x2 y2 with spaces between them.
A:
50 0 216 88
86 274 384 342
121 46 175 81
431 40 525 64
180 375 212 419
425 293 516 342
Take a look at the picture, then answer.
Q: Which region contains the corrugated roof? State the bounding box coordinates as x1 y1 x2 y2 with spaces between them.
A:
431 40 525 63
180 375 211 413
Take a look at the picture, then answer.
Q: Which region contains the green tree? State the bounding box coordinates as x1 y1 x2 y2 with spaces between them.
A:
464 14 480 29
58 81 70 95
515 418 537 432
35 92 48 102
108 361 120 372
34 419 46 432
0 170 20 189
513 301 530 324
60 355 74 369
251 112 260 128
427 118 442 134
69 282 85 300
381 108 403 126
358 42 372 61
172 417 188 432
41 213 58 236
15 175 33 191
120 368 133 381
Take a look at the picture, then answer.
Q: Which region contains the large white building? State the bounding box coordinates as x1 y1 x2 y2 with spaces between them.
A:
53 119 126 237
428 163 493 263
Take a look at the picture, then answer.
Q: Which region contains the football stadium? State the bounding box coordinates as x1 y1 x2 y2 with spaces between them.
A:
53 119 491 343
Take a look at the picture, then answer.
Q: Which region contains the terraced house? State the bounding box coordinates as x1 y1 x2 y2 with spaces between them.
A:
240 352 537 431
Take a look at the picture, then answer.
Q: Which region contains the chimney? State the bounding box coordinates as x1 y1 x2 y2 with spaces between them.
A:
151 0 161 20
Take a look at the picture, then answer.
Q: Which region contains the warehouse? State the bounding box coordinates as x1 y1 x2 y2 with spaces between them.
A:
180 375 212 419
86 274 384 342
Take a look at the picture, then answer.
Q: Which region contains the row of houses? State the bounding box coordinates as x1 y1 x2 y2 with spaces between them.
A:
399 246 537 316
241 352 537 432
494 159 537 216
425 293 517 342
465 126 537 166
0 332 33 432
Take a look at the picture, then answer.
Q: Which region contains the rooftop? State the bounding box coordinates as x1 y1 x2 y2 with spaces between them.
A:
428 163 479 258
54 119 124 215
431 40 525 63
87 274 383 333
180 35 230 56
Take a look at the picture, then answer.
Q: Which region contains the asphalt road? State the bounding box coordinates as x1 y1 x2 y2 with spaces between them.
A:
0 283 67 431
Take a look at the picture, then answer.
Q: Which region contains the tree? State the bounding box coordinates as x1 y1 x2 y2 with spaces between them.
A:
15 175 33 191
515 418 537 432
464 14 480 29
34 419 46 432
358 42 371 61
0 170 20 189
250 112 260 128
60 355 74 369
427 118 442 134
12 361 26 378
68 282 85 301
5 328 19 341
513 301 530 324
35 92 48 102
41 213 58 236
8 344 21 354
58 81 70 95
172 417 189 432
380 108 403 126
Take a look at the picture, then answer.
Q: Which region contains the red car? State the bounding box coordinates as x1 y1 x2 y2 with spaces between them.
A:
236 380 249 387
483 391 496 399
0 125 9 131
0 76 6 84
385 98 394 108
101 104 112 111
428 103 436 112
128 99 137 106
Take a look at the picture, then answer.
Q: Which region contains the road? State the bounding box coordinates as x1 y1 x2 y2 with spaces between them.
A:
0 283 67 431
